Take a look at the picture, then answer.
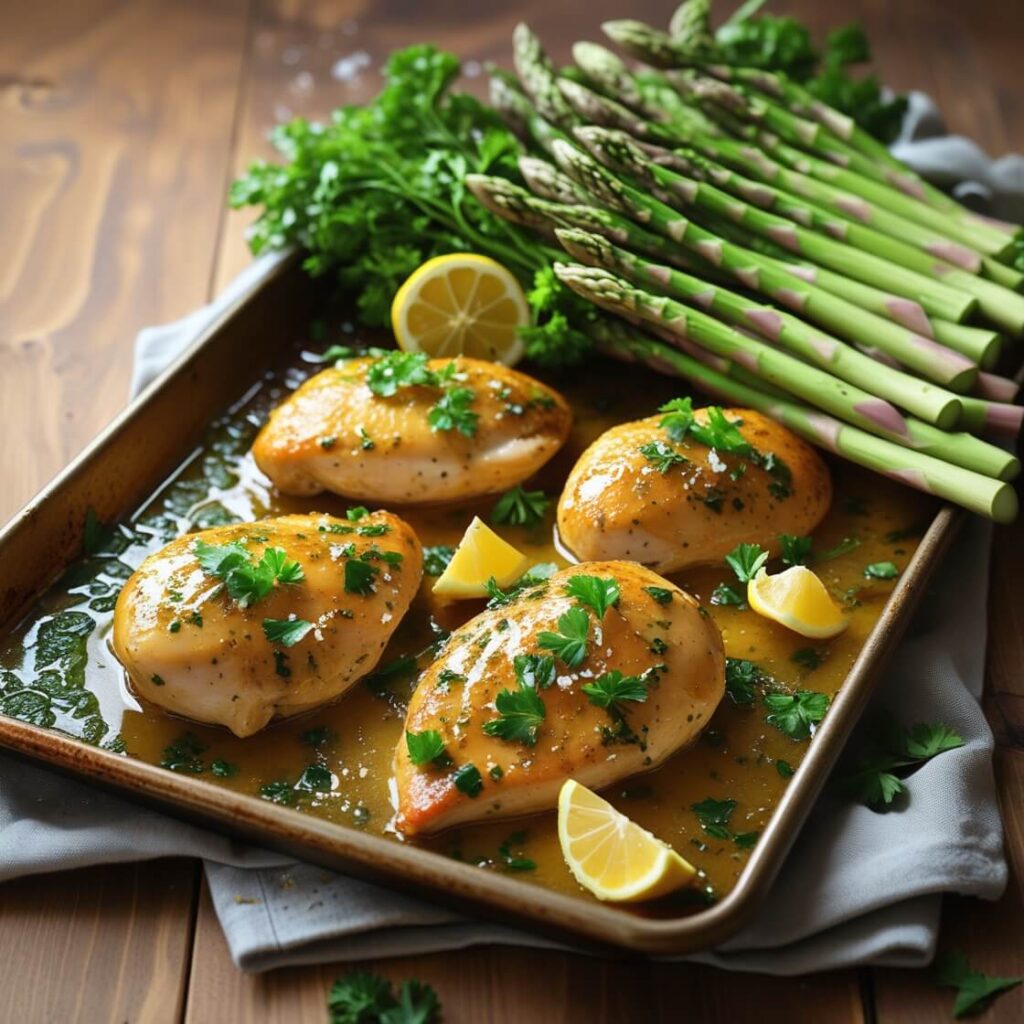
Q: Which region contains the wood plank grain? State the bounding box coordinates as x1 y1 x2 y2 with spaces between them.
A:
0 859 200 1023
0 0 251 523
0 2 249 1022
185 876 865 1023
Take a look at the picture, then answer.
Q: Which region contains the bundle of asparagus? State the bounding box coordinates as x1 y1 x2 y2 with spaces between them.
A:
470 7 1022 522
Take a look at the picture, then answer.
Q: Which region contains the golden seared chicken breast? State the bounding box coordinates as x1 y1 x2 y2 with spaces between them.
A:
558 406 831 574
112 511 421 737
394 561 724 835
252 354 571 504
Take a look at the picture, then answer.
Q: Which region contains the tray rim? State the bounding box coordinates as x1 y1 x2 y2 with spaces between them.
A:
0 255 966 955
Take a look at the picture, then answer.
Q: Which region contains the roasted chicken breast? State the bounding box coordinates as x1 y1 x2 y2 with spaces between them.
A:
112 512 422 737
557 407 831 573
394 560 725 835
252 355 572 504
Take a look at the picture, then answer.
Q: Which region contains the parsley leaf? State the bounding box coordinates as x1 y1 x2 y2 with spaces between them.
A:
658 396 695 441
366 351 434 396
933 950 1022 1018
725 658 761 705
903 722 965 759
815 536 861 562
428 385 478 437
710 583 746 608
422 545 455 576
327 970 441 1024
581 670 648 714
405 729 450 767
779 533 813 566
691 797 737 840
643 586 673 606
344 558 378 596
690 406 753 455
262 617 314 647
537 607 590 667
564 574 620 619
453 763 484 797
764 690 830 740
483 684 546 746
497 831 536 872
725 542 769 583
864 560 899 580
194 539 304 608
347 506 370 521
491 486 550 527
639 439 688 474
513 653 556 690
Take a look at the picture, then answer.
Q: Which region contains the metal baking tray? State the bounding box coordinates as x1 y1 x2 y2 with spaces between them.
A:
0 253 965 955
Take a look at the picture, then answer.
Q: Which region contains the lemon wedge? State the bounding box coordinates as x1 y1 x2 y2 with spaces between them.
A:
391 253 529 365
431 516 530 599
557 780 695 902
747 566 849 639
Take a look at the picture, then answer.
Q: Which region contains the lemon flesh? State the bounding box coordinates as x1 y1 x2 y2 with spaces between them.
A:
431 516 530 599
391 253 529 365
557 779 696 902
747 566 849 639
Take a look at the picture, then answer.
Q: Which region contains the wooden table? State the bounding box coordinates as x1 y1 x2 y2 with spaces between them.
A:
1 1 1021 1020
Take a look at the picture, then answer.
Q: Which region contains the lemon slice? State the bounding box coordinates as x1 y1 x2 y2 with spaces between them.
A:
747 566 849 639
557 780 695 902
391 253 529 365
432 516 530 599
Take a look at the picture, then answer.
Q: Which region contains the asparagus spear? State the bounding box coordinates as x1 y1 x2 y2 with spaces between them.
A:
588 319 1018 523
552 262 1018 481
473 159 981 386
518 156 592 205
554 226 961 427
512 23 578 130
604 134 1024 335
603 18 1020 248
557 74 1013 284
562 129 980 325
488 68 566 156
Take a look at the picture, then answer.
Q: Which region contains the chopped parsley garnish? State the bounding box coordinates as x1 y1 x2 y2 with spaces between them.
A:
791 647 824 670
344 558 378 595
764 690 830 740
211 759 237 778
836 718 964 808
815 536 861 562
296 764 333 792
273 650 291 677
724 658 761 705
406 729 451 767
193 539 304 608
366 351 436 396
639 439 687 474
428 385 478 437
482 682 546 746
776 760 795 778
452 763 483 798
346 506 370 521
262 617 313 647
564 574 620 619
327 971 441 1024
658 396 695 440
690 406 752 455
356 523 390 537
537 607 590 668
779 533 813 566
358 427 375 450
319 435 337 450
497 831 536 871
643 586 673 606
422 545 455 576
436 668 466 691
160 732 205 773
513 653 556 690
581 669 649 714
259 780 294 805
691 797 736 840
725 542 769 583
491 485 550 527
169 620 181 634
710 583 746 608
933 950 1021 1018
864 560 899 580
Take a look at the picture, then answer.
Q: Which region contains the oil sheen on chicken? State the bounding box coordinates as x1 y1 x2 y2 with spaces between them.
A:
557 407 831 574
252 355 572 504
394 561 725 835
112 512 422 737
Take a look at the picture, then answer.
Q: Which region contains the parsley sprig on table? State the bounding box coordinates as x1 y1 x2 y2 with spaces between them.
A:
328 970 441 1024
836 716 964 808
231 45 595 367
193 539 303 608
933 950 1022 1019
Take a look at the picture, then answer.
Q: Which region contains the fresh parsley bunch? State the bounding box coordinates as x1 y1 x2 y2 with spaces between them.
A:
231 45 594 366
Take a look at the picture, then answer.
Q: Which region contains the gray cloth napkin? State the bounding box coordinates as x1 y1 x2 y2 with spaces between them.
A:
1 93 1016 975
